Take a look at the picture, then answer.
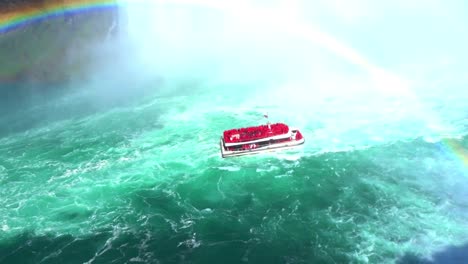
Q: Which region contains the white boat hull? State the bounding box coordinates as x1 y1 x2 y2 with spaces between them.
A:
220 137 305 158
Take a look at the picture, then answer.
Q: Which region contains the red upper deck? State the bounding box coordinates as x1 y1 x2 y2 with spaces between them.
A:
223 123 289 143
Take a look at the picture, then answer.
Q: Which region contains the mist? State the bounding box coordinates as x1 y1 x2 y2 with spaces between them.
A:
115 0 468 141
1 0 467 140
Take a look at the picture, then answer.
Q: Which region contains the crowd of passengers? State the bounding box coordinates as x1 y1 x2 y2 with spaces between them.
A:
223 123 289 143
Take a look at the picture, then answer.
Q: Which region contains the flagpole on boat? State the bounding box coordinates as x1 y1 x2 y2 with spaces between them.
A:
264 112 271 130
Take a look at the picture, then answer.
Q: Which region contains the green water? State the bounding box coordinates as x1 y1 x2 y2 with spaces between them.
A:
0 81 467 264
1 4 468 262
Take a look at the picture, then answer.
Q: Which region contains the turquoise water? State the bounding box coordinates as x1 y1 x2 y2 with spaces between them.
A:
1 2 468 263
0 81 467 263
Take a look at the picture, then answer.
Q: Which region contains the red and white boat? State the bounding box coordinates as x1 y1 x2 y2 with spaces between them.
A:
220 121 305 158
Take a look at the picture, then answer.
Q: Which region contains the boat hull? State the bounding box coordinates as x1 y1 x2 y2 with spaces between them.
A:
220 137 305 158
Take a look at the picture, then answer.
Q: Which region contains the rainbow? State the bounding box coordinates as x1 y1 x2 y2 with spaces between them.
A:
0 0 118 34
442 138 468 168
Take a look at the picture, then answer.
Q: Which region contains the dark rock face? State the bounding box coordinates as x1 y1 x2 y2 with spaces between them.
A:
0 0 43 9
1 2 122 82
1 9 121 82
0 1 127 104
0 0 95 11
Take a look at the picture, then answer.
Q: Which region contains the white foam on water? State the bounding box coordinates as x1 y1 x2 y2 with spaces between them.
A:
218 166 241 172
